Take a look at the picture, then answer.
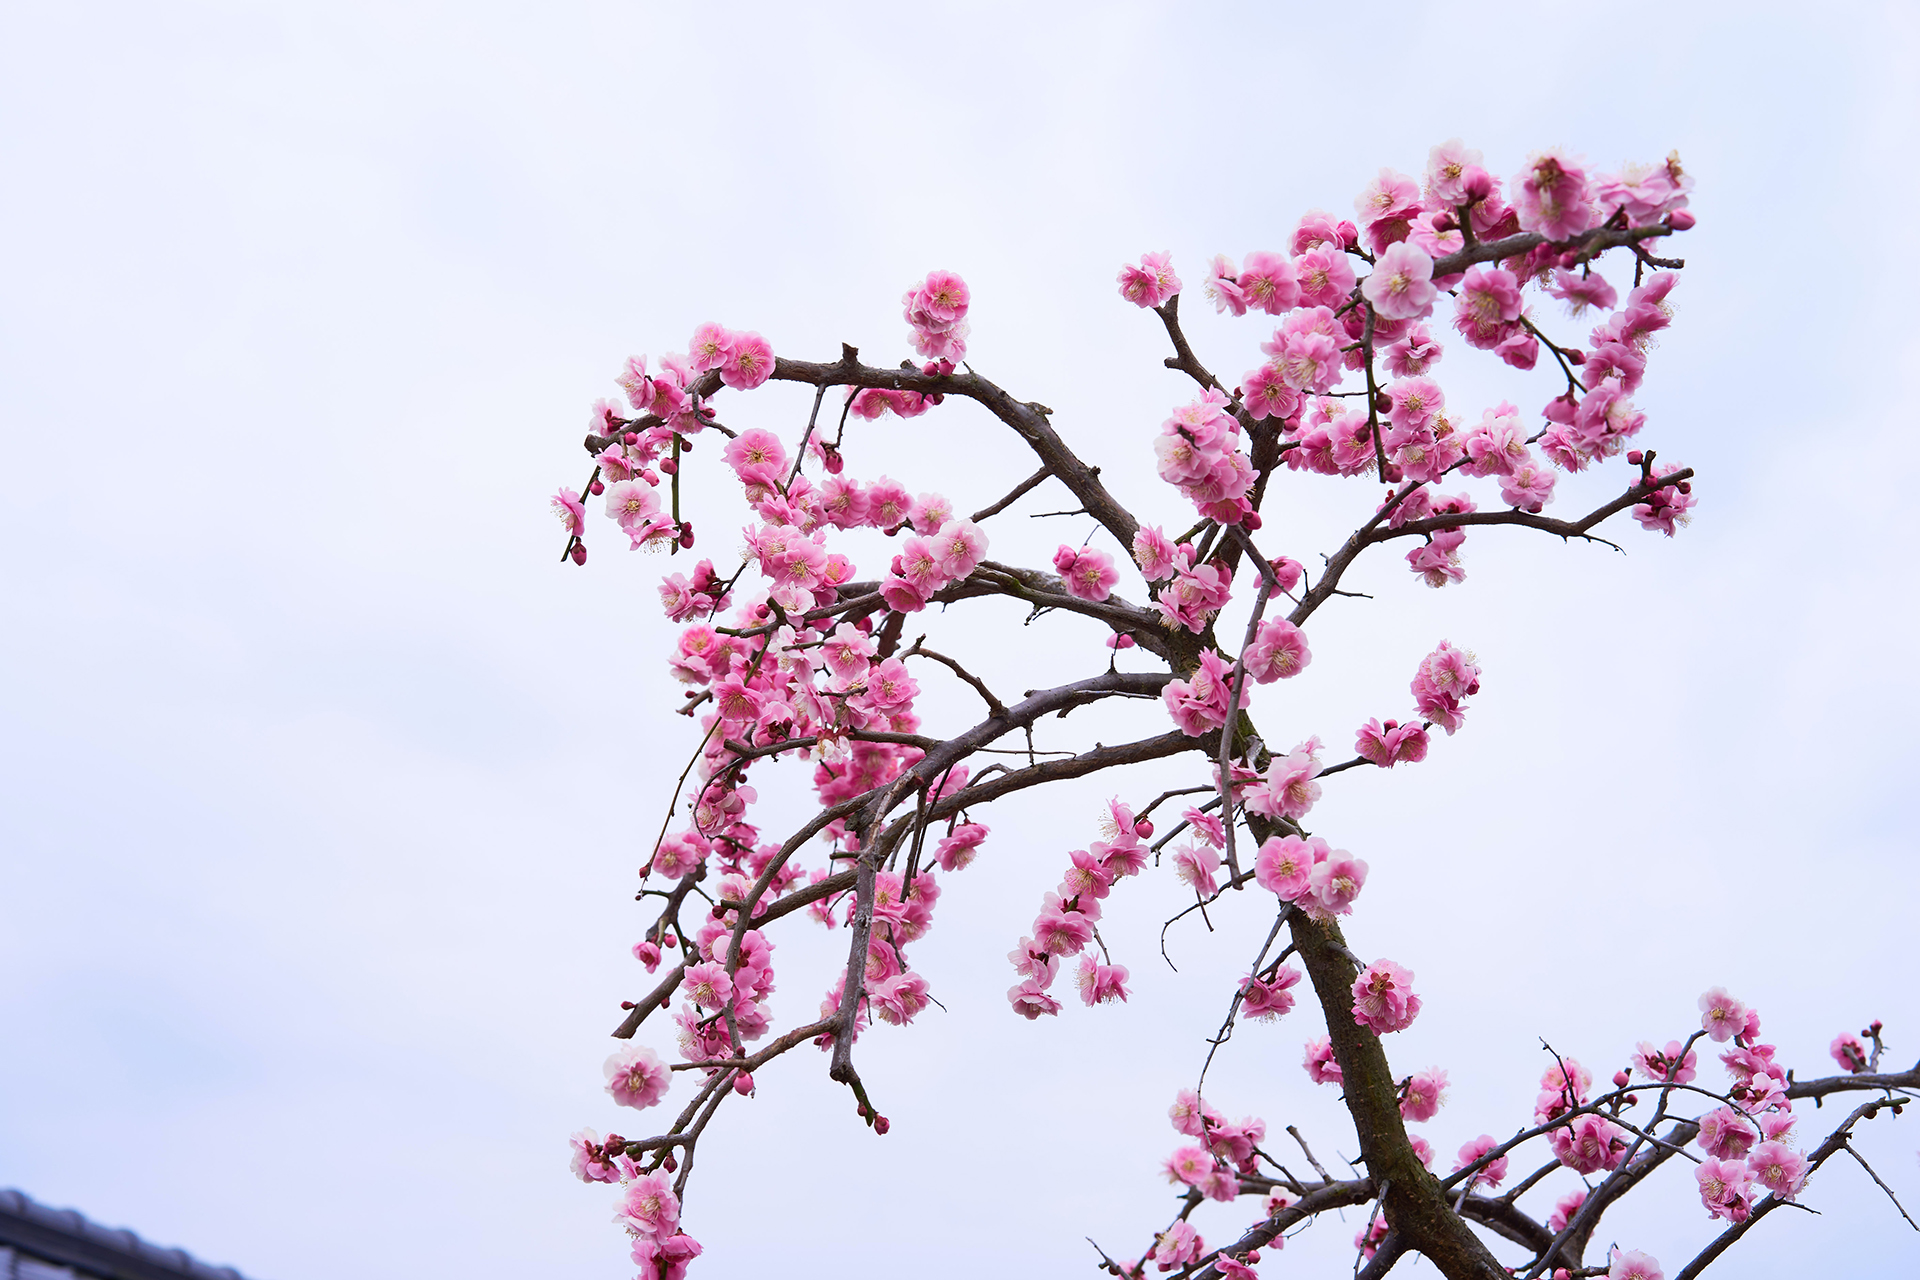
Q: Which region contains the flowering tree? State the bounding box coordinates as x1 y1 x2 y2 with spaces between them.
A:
552 143 1918 1280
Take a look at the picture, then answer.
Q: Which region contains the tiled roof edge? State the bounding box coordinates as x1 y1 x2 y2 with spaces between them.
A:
0 1190 258 1280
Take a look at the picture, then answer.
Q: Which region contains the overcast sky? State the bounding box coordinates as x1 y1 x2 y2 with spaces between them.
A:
2 3 1917 1278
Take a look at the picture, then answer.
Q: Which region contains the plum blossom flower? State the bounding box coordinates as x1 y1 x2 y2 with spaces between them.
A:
1608 1249 1665 1280
1152 1221 1203 1267
1118 251 1182 308
719 331 774 390
1008 978 1061 1019
1361 242 1438 321
1452 1135 1508 1188
615 1171 681 1239
1633 1039 1698 1084
1304 849 1368 918
1352 959 1422 1034
1074 955 1131 1006
1400 1067 1449 1122
569 1128 619 1183
1830 1032 1870 1074
1254 834 1323 901
1696 1157 1755 1222
1747 1141 1808 1199
1699 987 1748 1043
1513 149 1595 241
604 1044 672 1110
1303 1035 1343 1084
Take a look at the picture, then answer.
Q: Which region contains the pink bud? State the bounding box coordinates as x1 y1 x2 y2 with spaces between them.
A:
588 479 606 496
622 432 638 445
1613 1070 1630 1089
1052 545 1079 573
872 1115 891 1135
660 458 678 476
1626 451 1644 466
1669 209 1696 230
679 523 696 549
1133 819 1154 838
570 544 588 566
1242 511 1263 531
733 1072 754 1095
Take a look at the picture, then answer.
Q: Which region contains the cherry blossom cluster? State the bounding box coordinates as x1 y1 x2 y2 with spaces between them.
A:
551 140 1916 1280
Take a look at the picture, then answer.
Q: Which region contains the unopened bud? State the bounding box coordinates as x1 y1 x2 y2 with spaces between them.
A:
872 1115 890 1135
1564 348 1585 364
1613 1070 1631 1088
662 1153 676 1172
733 1072 754 1095
622 432 639 445
660 458 678 476
1626 450 1644 466
678 438 693 452
679 523 696 549
1373 391 1392 414
1668 209 1696 230
1242 511 1263 531
1676 481 1691 495
570 543 588 566
1132 819 1154 838
620 1001 636 1010
588 479 606 495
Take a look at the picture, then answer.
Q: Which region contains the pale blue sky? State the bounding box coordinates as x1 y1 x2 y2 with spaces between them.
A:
2 3 1916 1277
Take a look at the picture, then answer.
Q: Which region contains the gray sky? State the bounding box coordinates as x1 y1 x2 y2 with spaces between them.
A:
2 2 1916 1277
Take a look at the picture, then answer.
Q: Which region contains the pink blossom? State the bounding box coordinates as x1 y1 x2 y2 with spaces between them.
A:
1152 1221 1203 1267
1425 138 1484 207
871 971 932 1025
1239 250 1299 314
1699 986 1748 1043
935 823 988 872
604 1044 672 1110
1633 462 1695 536
1008 978 1061 1019
1499 460 1556 512
616 1170 682 1239
1747 1140 1808 1199
1399 1067 1449 1122
1452 1135 1508 1188
1452 266 1524 351
1305 849 1368 918
1696 1156 1755 1222
632 940 663 973
683 960 734 1010
1549 267 1618 315
1361 241 1438 321
605 479 662 530
721 427 788 481
1351 959 1421 1034
552 487 586 537
1163 1144 1216 1185
1056 545 1119 601
1355 718 1429 767
1830 1032 1870 1074
688 322 735 372
1131 525 1178 581
1594 152 1693 226
1074 955 1131 1006
1407 529 1466 587
569 1128 619 1183
719 330 774 390
1161 648 1237 737
1608 1249 1665 1280
1204 254 1250 316
1354 167 1424 254
1217 1255 1259 1280
1173 842 1221 896
1293 245 1355 310
1254 834 1324 901
1513 149 1595 241
629 1231 702 1280
1032 901 1094 956
1238 965 1301 1021
1554 1113 1627 1174
1303 1035 1343 1084
1632 1039 1698 1084
1243 619 1310 683
1696 1106 1757 1161
1548 1188 1587 1233
1118 251 1182 308
1246 746 1323 820
931 520 988 579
